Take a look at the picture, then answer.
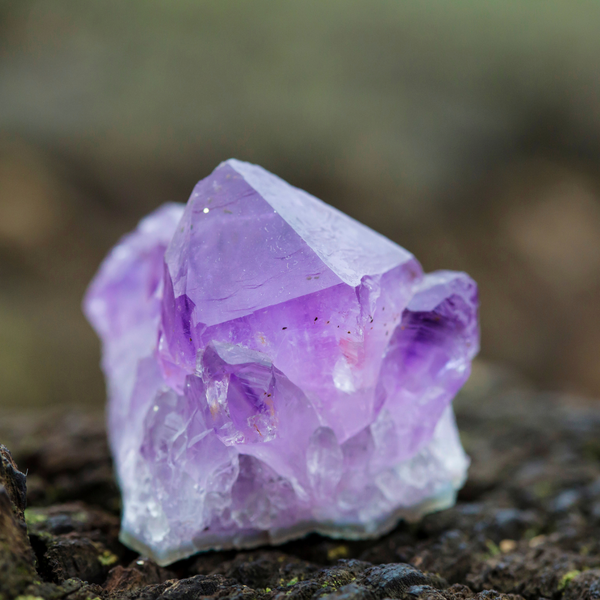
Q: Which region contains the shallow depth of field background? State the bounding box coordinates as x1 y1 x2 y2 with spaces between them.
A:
2 1 600 410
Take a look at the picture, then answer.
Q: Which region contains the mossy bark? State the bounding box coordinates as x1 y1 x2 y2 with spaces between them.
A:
0 445 37 599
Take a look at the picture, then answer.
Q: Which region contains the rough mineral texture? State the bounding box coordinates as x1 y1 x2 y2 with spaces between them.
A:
83 159 479 565
5 365 600 599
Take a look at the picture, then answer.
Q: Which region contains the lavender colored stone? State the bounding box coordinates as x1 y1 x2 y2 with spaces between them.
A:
84 159 479 565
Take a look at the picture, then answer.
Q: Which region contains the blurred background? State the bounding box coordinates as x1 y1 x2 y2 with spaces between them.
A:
2 0 600 410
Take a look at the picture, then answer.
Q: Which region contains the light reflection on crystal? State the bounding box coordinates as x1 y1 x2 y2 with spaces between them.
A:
84 159 479 565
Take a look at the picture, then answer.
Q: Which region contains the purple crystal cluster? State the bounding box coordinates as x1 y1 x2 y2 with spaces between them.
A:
84 159 479 565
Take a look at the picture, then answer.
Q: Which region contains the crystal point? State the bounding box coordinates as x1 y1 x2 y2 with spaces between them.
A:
84 159 479 565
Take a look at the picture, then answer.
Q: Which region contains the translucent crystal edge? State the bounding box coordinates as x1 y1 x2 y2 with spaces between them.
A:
84 163 479 565
120 479 463 567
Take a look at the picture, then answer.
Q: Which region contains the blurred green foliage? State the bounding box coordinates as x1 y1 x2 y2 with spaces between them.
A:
2 1 600 408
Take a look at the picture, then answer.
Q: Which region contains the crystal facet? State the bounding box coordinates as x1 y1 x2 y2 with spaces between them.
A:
84 159 479 565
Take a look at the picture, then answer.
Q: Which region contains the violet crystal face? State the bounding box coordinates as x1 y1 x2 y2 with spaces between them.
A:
84 159 479 565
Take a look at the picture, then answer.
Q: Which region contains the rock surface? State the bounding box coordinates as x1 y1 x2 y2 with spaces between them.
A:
4 364 600 598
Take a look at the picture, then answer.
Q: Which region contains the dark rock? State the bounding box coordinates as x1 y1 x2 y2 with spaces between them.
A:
0 410 119 511
473 591 524 600
213 550 318 590
0 444 27 520
104 557 176 592
441 583 472 599
319 559 373 588
157 573 258 600
189 550 238 575
26 501 120 545
358 563 447 599
34 535 114 584
405 584 447 599
19 577 104 600
556 568 600 600
407 529 480 585
27 501 126 585
0 447 37 598
0 484 38 597
466 544 600 598
322 583 376 600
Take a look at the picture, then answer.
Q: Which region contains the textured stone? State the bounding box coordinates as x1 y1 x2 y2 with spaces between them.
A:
0 447 38 598
84 159 479 565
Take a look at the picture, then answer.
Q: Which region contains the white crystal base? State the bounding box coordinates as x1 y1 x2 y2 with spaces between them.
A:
120 483 460 567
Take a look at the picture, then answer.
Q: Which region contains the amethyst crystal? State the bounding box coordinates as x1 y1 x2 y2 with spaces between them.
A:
84 159 479 565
